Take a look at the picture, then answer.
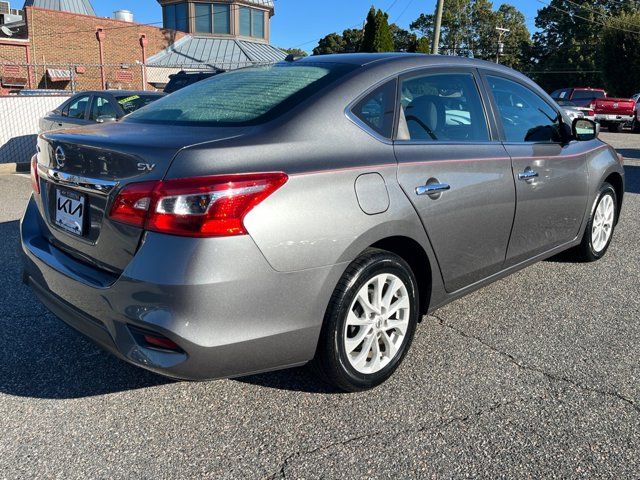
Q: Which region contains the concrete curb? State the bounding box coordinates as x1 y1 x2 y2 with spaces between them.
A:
0 162 29 175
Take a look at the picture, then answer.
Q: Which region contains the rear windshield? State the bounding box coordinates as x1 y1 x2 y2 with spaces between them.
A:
125 63 357 126
572 90 605 100
116 94 162 114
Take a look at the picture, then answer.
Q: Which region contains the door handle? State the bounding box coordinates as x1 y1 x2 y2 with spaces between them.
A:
518 169 539 181
416 183 451 196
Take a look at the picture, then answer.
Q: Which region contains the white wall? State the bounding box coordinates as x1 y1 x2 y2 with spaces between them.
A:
0 95 71 164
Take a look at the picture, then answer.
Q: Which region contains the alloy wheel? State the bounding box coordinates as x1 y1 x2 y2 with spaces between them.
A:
592 193 615 253
343 273 411 375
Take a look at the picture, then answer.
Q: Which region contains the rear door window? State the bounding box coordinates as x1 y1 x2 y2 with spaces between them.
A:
487 75 562 143
89 96 118 121
351 80 397 139
398 72 490 142
67 95 90 120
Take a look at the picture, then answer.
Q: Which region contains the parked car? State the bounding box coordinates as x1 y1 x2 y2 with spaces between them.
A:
39 90 165 132
632 96 640 133
551 87 635 132
163 69 224 94
23 54 624 392
556 99 596 122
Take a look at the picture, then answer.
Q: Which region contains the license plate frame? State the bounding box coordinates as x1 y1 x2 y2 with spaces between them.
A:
54 188 86 237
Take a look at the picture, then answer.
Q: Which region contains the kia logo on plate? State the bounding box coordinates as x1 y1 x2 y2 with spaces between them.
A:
54 146 66 168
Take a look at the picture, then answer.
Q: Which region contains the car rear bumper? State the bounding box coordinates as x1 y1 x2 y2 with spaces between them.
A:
595 114 634 123
21 196 344 380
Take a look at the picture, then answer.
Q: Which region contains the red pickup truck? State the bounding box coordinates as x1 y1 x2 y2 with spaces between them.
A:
551 87 635 132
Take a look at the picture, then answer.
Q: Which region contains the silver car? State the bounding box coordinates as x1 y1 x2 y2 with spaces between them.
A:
21 54 625 391
39 90 164 133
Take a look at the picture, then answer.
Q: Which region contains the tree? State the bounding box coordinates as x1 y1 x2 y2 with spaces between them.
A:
601 11 640 96
390 24 418 52
410 0 473 54
415 36 431 53
470 0 496 59
342 28 364 53
531 0 609 91
313 33 346 55
494 4 531 70
360 7 394 52
282 48 308 58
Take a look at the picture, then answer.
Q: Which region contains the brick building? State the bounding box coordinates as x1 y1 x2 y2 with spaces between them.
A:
0 0 185 93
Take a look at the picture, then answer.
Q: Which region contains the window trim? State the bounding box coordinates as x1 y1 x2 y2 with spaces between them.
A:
394 66 497 146
479 70 568 146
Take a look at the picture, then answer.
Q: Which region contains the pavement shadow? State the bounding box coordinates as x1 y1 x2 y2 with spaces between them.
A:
0 220 170 399
618 148 640 160
0 134 37 165
624 164 640 194
236 365 344 394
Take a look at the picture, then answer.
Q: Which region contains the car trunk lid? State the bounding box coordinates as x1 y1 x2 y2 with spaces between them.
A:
35 122 250 274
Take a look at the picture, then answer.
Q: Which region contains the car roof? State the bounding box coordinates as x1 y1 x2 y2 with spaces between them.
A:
72 90 164 96
293 52 515 70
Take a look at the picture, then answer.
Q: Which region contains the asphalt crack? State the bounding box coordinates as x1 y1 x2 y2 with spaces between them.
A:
269 395 536 479
431 313 640 415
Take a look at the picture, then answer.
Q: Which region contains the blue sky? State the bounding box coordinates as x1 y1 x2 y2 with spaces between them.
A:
88 0 541 52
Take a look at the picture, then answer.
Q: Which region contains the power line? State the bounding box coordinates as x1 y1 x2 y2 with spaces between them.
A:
563 0 640 30
392 0 416 24
535 0 640 35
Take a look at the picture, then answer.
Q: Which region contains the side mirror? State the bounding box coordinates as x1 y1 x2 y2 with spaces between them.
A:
572 118 597 141
96 115 117 124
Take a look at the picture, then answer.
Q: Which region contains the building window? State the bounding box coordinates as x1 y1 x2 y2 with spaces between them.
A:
213 4 230 34
194 3 230 34
194 3 212 33
164 3 188 32
239 7 265 39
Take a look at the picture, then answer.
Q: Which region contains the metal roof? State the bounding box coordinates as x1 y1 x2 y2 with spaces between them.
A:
146 36 286 70
242 0 275 8
23 0 96 16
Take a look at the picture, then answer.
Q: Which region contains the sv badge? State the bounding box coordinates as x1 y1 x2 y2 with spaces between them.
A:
137 163 156 172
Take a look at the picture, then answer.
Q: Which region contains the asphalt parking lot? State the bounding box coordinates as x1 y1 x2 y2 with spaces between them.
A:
0 132 639 478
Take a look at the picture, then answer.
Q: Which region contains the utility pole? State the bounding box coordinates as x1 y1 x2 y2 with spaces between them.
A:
431 0 445 55
495 27 510 64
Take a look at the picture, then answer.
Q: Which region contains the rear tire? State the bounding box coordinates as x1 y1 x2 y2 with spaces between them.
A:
611 123 623 133
313 249 419 392
568 183 617 262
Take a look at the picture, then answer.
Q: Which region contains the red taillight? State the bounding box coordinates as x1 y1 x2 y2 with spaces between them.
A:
30 155 40 194
109 180 159 228
587 109 595 117
109 173 288 237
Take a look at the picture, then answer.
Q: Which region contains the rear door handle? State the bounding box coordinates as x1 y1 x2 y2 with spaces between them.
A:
416 183 451 196
518 169 539 180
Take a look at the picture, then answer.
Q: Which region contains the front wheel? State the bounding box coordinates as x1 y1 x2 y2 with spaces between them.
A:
569 183 618 262
314 249 419 392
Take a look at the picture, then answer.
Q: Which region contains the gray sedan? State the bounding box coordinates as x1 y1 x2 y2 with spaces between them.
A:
22 54 624 391
39 90 164 132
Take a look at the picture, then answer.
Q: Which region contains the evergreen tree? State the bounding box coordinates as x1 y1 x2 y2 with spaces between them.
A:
360 7 395 52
